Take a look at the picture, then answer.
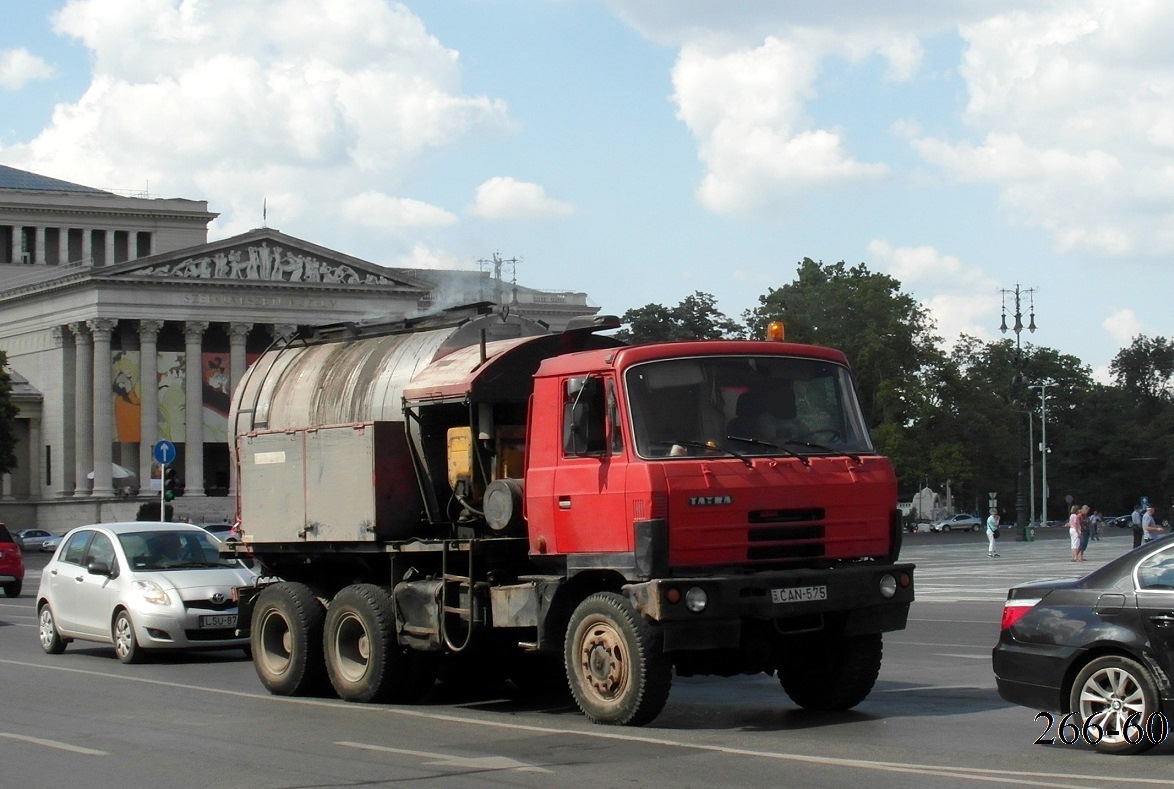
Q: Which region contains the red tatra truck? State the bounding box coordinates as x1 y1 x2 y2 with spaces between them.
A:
229 305 914 725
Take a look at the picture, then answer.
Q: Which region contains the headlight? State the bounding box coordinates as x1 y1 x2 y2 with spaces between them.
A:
879 574 897 599
133 579 171 606
684 586 708 613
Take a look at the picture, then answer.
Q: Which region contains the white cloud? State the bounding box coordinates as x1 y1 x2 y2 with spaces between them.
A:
0 48 54 89
1103 307 1144 347
340 191 457 232
392 242 472 270
469 176 573 220
0 0 509 255
672 36 889 217
868 240 1000 345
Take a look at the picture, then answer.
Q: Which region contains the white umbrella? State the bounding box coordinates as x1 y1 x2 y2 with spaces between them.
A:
87 463 137 480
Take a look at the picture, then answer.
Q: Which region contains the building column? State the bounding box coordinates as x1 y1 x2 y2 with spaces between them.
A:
104 229 115 267
70 322 93 496
51 327 74 498
28 416 42 499
89 318 117 497
227 322 252 497
184 321 209 496
34 225 46 264
58 228 69 266
81 229 92 265
138 320 163 495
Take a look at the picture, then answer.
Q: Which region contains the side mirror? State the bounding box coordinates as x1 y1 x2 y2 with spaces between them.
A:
87 560 113 577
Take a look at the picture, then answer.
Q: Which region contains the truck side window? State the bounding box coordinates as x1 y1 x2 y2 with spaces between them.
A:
563 376 607 456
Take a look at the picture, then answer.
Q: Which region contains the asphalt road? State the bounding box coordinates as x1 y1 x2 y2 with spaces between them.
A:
1 526 1170 789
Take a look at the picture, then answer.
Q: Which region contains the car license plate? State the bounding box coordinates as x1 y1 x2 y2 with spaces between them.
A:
199 614 237 628
771 585 827 604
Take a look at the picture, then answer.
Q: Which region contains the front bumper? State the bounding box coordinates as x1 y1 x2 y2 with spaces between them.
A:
625 562 914 650
129 603 248 650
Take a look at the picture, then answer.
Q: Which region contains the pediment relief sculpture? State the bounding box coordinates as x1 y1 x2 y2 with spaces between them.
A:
135 242 396 285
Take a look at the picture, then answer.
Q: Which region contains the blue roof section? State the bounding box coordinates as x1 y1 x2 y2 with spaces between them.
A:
0 164 109 194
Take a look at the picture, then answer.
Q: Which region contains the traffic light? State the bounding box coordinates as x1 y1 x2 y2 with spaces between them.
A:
163 467 178 501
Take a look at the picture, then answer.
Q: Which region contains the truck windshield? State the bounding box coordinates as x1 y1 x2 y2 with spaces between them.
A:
624 355 873 459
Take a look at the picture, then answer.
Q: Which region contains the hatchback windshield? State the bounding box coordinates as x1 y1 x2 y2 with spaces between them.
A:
624 355 873 459
118 530 238 571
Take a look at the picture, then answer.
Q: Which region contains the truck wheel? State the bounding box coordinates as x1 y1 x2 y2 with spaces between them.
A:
252 582 326 696
778 632 882 711
565 592 671 726
324 584 435 704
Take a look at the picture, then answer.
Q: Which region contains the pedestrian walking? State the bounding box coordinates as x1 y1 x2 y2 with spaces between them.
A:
1078 505 1092 558
1068 505 1085 562
1142 506 1166 543
1090 510 1102 541
1131 505 1144 549
986 508 1000 557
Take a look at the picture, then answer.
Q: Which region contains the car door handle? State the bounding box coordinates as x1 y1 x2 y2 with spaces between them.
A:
1149 613 1174 628
558 497 571 510
74 575 86 583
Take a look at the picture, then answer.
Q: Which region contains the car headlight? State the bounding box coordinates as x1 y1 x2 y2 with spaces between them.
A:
133 579 171 606
879 574 897 598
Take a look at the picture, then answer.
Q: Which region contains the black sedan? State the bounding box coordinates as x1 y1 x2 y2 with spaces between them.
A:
993 536 1174 754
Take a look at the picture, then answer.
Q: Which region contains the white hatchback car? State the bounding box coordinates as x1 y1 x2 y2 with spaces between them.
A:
36 521 258 663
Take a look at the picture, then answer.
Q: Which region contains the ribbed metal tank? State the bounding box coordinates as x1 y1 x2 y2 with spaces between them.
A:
230 312 550 436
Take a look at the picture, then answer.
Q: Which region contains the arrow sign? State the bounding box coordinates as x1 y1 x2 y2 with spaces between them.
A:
153 439 176 466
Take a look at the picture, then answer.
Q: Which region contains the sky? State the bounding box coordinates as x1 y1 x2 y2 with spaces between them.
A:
2 0 1173 381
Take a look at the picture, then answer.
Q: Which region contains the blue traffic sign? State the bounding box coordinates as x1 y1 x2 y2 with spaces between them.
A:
153 439 176 465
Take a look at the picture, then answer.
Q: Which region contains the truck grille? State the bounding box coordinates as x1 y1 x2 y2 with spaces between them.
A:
746 508 826 561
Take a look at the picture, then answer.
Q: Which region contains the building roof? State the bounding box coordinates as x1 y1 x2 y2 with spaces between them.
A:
0 164 109 195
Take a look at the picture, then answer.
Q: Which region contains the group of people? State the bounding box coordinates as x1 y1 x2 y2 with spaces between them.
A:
984 502 1167 561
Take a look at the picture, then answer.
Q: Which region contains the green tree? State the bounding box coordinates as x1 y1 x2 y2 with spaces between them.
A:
1110 335 1174 409
614 291 744 343
0 352 19 476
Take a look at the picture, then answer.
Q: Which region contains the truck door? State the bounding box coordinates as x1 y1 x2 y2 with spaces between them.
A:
551 375 629 554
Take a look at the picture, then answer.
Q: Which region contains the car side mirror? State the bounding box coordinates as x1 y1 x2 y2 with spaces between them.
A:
87 560 114 577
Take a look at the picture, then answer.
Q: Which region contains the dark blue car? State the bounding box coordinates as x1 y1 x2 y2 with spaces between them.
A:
993 536 1174 754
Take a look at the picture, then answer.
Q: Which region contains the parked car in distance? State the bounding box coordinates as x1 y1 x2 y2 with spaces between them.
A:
39 534 63 553
993 534 1174 754
0 522 25 598
36 521 259 663
932 514 983 532
1104 514 1132 529
198 521 240 543
14 528 62 551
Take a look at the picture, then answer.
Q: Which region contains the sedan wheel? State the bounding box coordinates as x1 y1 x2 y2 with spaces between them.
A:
113 609 144 664
1069 655 1160 754
38 604 67 654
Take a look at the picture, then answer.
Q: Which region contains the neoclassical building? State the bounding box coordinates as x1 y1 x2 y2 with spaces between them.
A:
0 165 598 531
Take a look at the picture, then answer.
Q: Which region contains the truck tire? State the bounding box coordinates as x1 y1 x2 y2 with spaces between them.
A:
565 592 671 726
324 584 435 704
778 632 882 711
252 581 327 696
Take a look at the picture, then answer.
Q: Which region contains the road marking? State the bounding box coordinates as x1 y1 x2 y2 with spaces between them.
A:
337 741 552 773
2 658 1170 786
0 732 108 755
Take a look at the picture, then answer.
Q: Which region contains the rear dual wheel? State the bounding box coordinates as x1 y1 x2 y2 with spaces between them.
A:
252 582 327 696
778 632 883 711
323 584 436 703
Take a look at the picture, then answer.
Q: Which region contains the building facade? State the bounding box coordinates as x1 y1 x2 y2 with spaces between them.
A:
0 165 598 531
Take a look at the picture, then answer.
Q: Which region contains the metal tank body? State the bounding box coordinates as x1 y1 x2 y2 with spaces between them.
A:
229 311 551 543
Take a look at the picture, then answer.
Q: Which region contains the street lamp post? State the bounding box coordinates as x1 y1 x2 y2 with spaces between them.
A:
1000 284 1037 533
1030 383 1051 527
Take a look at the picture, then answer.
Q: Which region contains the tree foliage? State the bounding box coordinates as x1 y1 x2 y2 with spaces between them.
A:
0 352 18 476
614 291 744 343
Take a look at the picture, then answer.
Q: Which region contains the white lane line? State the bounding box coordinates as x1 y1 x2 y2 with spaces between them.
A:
0 732 108 755
337 741 552 773
2 658 1169 787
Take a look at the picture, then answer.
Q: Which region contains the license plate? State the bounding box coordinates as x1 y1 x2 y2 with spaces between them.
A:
199 614 237 628
771 585 827 603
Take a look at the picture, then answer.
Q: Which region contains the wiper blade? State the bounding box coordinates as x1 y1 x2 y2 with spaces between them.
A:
672 440 754 468
724 435 807 466
782 439 861 463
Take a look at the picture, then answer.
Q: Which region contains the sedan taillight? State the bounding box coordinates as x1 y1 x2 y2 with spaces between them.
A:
1000 597 1042 630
